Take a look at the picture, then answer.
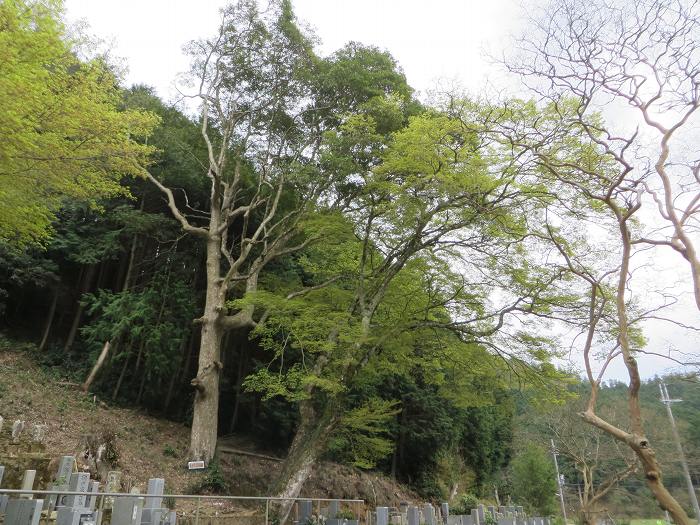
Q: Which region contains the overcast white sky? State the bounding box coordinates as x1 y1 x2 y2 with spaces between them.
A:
63 0 699 382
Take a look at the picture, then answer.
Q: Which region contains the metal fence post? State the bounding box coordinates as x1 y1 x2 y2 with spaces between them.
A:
265 499 270 525
195 496 201 525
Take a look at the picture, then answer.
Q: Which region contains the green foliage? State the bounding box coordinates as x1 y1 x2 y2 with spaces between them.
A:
334 509 356 520
327 398 399 469
191 458 229 494
510 443 557 515
0 0 158 245
451 493 479 515
162 445 178 458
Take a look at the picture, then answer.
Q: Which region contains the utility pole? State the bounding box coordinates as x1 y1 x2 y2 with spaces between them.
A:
659 382 700 519
551 439 568 522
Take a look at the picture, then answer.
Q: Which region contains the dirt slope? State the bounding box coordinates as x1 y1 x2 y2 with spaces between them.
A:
0 342 419 507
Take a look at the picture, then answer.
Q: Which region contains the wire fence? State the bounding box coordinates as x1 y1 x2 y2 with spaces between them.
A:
0 488 365 525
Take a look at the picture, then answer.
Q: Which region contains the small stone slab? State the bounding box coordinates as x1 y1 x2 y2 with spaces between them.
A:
112 496 144 525
5 498 44 525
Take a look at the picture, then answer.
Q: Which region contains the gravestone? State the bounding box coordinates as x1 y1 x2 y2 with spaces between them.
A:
298 500 313 524
56 506 99 525
65 472 90 508
12 420 25 443
31 424 47 444
142 478 174 525
376 506 389 525
145 478 165 510
46 455 75 511
441 503 449 523
112 496 144 525
5 498 44 525
0 466 6 517
477 505 485 525
85 481 100 511
407 506 420 525
424 503 436 525
487 506 496 520
104 470 122 510
20 469 36 498
329 500 340 518
471 508 480 525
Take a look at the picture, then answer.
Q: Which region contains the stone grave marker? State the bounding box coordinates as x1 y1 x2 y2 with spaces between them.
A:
299 500 313 524
12 420 25 443
471 508 480 525
5 498 44 525
376 506 389 525
0 416 4 433
441 502 449 523
112 496 144 525
424 503 436 525
45 455 75 511
145 478 165 510
65 472 90 508
20 469 36 499
0 466 6 517
142 478 172 525
104 470 122 509
477 505 485 525
85 481 100 511
56 505 99 525
407 506 420 525
31 424 47 444
328 500 340 518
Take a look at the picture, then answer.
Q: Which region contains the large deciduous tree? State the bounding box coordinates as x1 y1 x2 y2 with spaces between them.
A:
243 100 575 521
499 1 700 521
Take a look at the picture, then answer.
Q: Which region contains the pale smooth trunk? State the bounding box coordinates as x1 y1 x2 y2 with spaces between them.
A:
189 236 224 462
38 287 58 351
273 400 336 524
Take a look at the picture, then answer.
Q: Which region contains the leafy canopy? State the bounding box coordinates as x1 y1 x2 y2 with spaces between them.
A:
0 0 157 245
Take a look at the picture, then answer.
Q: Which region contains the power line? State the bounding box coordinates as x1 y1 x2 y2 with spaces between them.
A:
659 382 700 519
551 438 568 522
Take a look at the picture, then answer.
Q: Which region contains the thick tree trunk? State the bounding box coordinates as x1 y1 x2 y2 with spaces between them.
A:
579 508 598 525
272 399 337 524
38 287 58 351
189 236 225 462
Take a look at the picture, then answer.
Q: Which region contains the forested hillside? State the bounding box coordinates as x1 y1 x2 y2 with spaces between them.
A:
1 0 700 523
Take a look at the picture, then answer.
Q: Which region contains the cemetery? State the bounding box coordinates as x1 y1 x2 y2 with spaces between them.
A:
2 0 700 522
0 416 549 525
